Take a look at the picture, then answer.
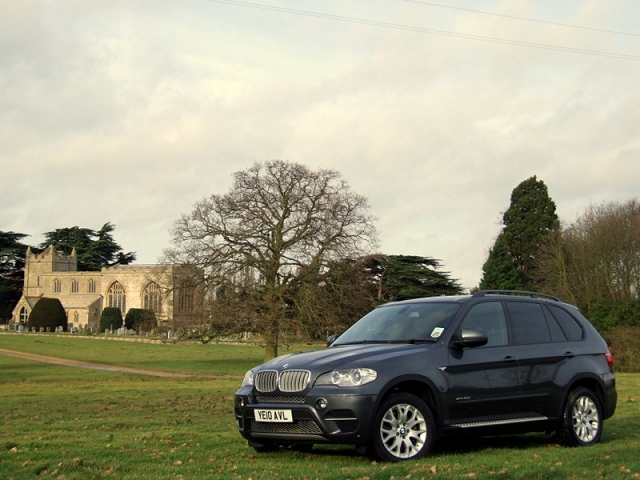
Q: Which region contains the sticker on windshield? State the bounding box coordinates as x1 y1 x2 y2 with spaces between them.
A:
431 327 444 338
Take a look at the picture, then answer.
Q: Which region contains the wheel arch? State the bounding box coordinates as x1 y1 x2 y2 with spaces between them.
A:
375 375 441 420
560 375 606 416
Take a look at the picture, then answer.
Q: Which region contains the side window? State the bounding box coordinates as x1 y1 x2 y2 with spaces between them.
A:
508 301 551 345
547 305 584 341
460 302 508 347
543 306 568 342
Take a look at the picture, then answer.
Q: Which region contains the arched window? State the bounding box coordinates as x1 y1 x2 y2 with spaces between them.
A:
53 279 61 293
88 279 96 293
107 281 126 313
20 307 28 323
73 311 79 325
143 282 162 313
71 279 79 293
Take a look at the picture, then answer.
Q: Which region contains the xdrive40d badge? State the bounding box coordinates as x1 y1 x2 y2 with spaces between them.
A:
235 291 617 462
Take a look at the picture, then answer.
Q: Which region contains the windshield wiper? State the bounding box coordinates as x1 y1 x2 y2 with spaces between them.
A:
387 339 436 344
334 340 392 346
335 339 436 346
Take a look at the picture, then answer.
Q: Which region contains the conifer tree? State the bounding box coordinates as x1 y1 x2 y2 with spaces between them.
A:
480 176 559 291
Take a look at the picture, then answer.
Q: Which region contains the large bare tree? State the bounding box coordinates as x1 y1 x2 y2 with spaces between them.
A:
165 160 377 359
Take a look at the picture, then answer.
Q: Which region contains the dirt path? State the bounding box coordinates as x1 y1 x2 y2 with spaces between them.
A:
0 348 239 379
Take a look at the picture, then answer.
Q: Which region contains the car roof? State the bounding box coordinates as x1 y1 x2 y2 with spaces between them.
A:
385 295 472 305
386 290 570 307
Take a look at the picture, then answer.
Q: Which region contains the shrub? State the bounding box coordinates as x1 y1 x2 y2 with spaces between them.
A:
124 308 157 332
605 326 640 373
99 307 123 332
27 297 67 331
589 300 640 333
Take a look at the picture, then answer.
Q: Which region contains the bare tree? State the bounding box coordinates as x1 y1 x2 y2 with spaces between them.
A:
538 199 640 313
164 160 378 360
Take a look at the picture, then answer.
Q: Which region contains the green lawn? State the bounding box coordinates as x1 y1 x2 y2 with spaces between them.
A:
1 333 639 479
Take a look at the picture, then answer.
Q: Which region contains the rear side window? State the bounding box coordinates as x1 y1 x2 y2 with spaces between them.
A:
547 305 584 341
507 301 551 345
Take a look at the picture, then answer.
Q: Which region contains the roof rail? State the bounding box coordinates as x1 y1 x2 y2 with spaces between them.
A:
472 290 562 302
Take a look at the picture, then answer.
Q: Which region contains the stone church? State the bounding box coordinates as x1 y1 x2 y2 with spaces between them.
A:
11 245 194 330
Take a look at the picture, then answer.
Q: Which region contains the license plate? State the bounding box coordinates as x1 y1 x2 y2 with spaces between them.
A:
254 409 293 423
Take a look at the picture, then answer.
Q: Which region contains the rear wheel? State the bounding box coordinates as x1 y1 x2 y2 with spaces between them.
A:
558 387 603 446
371 392 435 462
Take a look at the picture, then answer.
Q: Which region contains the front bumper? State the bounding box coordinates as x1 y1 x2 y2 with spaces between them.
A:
235 386 377 446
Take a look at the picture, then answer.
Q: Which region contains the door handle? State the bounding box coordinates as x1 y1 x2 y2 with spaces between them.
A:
503 356 516 363
564 351 576 358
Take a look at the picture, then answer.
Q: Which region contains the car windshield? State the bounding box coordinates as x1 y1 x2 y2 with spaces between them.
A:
333 302 461 345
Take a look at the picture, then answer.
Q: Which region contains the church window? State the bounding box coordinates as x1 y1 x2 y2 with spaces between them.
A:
143 282 162 313
71 279 79 293
88 279 96 293
20 307 28 323
107 282 126 313
53 279 61 293
177 287 195 313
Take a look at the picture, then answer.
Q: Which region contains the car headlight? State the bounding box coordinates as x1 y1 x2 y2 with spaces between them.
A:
315 368 377 387
240 369 254 387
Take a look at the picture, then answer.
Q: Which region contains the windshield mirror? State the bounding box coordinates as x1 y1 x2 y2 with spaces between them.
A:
333 302 461 345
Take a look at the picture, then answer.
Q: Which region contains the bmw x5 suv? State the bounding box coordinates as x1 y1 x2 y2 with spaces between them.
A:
234 290 617 462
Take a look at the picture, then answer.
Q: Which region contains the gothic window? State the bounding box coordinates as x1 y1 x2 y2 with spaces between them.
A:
73 311 79 325
177 287 195 313
71 279 79 293
107 281 126 313
20 307 28 323
53 279 61 293
143 282 162 313
88 279 96 293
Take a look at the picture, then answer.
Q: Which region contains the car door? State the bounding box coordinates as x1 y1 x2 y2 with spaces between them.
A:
505 300 572 417
444 301 520 425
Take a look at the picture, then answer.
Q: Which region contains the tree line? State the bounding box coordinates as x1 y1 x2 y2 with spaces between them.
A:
4 163 637 367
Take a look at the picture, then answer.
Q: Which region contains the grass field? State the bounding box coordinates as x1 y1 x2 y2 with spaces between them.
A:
1 333 639 479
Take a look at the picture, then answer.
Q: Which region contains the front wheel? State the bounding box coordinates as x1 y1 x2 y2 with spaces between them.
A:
558 387 603 447
371 392 435 462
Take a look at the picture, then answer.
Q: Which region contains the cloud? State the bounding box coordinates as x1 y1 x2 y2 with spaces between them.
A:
2 0 639 289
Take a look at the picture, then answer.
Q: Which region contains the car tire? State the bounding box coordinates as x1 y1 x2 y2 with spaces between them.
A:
371 392 435 462
558 387 603 447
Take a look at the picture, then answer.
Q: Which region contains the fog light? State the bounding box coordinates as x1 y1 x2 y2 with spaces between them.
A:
316 398 328 411
238 397 245 408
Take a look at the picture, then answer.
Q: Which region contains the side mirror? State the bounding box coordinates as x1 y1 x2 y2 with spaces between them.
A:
451 329 488 349
327 333 341 346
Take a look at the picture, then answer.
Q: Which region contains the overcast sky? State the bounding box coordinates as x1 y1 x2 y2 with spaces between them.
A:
2 0 639 290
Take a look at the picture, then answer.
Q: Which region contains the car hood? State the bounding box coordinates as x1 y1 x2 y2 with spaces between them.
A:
258 342 438 373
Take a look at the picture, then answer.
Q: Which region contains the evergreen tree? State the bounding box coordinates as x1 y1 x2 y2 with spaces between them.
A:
364 255 463 301
99 307 123 332
480 176 559 291
40 222 136 271
27 297 67 331
124 308 157 332
479 233 520 290
0 231 29 322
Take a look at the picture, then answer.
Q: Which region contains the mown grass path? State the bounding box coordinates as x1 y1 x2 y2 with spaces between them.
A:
0 347 240 378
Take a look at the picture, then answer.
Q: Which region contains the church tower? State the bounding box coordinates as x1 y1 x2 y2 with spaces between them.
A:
23 246 78 297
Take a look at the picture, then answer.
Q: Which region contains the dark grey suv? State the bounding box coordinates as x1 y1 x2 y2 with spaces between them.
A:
234 291 617 461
